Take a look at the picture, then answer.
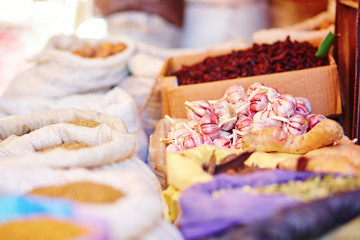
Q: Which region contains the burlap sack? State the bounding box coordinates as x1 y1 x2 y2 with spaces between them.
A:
0 167 182 240
3 35 135 98
0 109 136 169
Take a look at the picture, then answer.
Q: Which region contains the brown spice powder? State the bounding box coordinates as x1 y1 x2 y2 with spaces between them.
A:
29 182 124 203
67 119 101 128
0 217 87 240
40 142 92 152
72 42 127 58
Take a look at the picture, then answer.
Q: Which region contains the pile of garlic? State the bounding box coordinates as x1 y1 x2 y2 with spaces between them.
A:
164 82 326 152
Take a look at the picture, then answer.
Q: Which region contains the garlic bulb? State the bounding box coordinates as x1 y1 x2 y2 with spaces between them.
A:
253 109 282 128
307 114 326 131
234 99 250 117
214 99 237 131
167 127 191 140
246 82 265 95
295 97 312 116
235 116 253 134
234 138 243 150
166 143 181 153
249 92 269 117
283 114 309 135
249 122 265 132
185 100 214 120
272 94 297 118
224 85 245 103
219 130 232 138
213 137 232 148
199 114 220 140
180 132 213 150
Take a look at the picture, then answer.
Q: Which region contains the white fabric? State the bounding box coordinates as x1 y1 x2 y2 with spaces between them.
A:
0 88 148 160
3 35 135 98
0 167 168 240
252 11 335 45
128 53 164 78
0 108 128 139
0 123 136 169
106 11 182 48
0 109 139 169
93 155 162 194
141 221 184 240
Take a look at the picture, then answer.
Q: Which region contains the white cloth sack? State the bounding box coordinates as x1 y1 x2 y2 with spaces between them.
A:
2 35 135 98
0 87 148 160
252 11 335 45
106 11 182 48
0 167 183 240
93 155 162 194
0 109 137 169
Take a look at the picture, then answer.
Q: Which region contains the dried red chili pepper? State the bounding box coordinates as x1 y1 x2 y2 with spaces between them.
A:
171 37 329 86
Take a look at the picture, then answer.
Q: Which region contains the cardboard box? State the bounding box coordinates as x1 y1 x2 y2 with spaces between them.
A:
159 49 342 118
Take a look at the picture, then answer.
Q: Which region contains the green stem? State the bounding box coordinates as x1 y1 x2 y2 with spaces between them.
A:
316 32 338 57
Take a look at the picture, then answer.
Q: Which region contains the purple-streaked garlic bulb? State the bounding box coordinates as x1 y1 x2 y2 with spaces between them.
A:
234 138 242 150
246 82 265 95
169 121 185 133
265 86 281 101
283 114 309 135
180 132 213 150
167 127 191 140
249 122 265 132
295 97 312 116
234 99 250 117
187 119 199 129
198 114 220 140
213 99 237 131
272 94 297 118
185 100 214 120
235 116 253 134
219 130 232 138
274 127 287 142
213 137 232 149
307 114 326 131
224 85 245 103
253 109 283 128
166 143 181 153
249 93 269 117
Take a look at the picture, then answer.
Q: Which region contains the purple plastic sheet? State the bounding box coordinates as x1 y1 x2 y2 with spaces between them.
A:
178 169 315 240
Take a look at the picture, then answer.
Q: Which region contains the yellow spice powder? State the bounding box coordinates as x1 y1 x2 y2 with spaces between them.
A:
29 182 124 204
0 217 87 240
